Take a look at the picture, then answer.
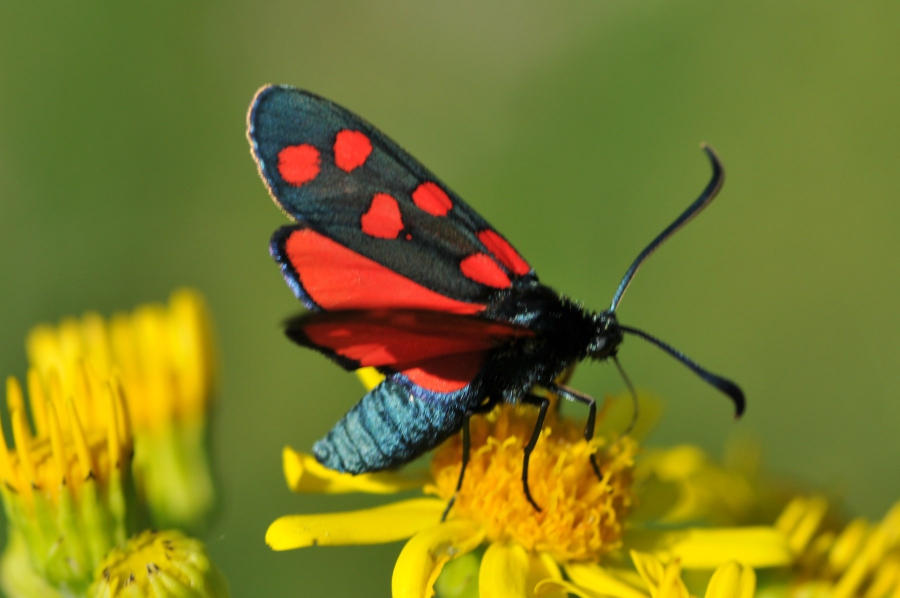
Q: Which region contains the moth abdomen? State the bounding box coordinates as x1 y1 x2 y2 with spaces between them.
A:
313 379 467 474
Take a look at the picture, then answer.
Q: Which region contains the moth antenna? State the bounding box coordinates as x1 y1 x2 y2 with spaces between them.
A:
612 355 639 435
619 324 745 417
609 144 725 312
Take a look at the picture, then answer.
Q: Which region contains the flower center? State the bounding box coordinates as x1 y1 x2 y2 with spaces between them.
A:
429 402 637 563
91 530 228 597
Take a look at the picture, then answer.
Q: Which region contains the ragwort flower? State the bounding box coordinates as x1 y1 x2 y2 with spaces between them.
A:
767 495 900 597
267 371 790 597
87 530 230 598
27 289 217 531
0 369 133 596
537 551 756 598
0 292 228 598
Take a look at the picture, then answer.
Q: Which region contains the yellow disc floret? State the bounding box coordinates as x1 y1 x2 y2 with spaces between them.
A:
88 530 230 598
429 400 637 563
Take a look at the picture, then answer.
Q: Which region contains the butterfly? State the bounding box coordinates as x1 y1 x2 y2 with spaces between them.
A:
247 85 744 513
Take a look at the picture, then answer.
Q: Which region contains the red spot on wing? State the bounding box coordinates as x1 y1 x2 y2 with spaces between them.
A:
284 229 485 313
412 182 453 216
460 253 511 288
334 130 372 172
278 144 320 186
478 230 531 276
300 311 528 367
399 353 486 393
361 193 404 239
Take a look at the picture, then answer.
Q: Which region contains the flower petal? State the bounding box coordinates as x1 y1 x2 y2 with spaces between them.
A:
433 551 482 598
476 544 564 598
631 550 667 595
564 562 647 598
266 497 445 550
526 553 565 598
480 542 530 598
704 562 756 598
630 527 792 569
535 579 606 598
356 367 385 391
630 551 690 598
392 520 485 598
774 496 828 556
658 560 690 598
282 447 429 494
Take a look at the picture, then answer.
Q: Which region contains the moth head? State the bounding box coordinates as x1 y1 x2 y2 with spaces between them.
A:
589 310 624 360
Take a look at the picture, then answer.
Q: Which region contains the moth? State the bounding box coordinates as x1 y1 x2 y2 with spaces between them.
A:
247 85 744 511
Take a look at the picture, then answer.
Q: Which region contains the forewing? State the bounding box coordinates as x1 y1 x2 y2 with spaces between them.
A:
270 224 488 313
249 85 536 307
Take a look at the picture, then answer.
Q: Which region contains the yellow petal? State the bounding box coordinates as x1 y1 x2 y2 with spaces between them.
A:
393 520 485 598
630 551 689 598
266 497 445 550
658 560 689 598
775 496 828 555
282 447 428 494
829 518 869 573
865 554 900 598
535 579 606 598
704 562 755 598
630 527 792 569
356 367 385 391
565 562 648 598
477 544 565 598
527 553 565 598
480 541 530 598
631 550 667 596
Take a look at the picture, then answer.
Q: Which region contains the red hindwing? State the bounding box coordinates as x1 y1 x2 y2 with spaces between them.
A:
286 309 531 368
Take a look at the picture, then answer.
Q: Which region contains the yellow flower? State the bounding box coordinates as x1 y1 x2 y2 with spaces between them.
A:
0 369 132 596
769 496 900 597
536 551 756 598
633 437 792 528
87 530 230 598
26 289 217 531
267 370 791 597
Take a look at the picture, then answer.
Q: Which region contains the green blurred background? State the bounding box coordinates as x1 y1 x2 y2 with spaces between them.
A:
2 2 899 595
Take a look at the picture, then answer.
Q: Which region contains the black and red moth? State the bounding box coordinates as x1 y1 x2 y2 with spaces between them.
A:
248 85 744 511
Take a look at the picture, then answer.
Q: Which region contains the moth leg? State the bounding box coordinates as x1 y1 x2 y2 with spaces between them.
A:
521 393 550 512
441 396 499 521
441 414 470 521
549 384 603 480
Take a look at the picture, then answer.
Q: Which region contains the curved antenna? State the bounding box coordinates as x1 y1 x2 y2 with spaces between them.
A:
609 144 725 312
612 355 639 435
619 324 745 417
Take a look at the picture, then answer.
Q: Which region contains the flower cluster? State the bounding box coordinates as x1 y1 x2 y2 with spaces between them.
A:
0 291 227 598
772 495 900 596
267 370 900 598
27 290 217 531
